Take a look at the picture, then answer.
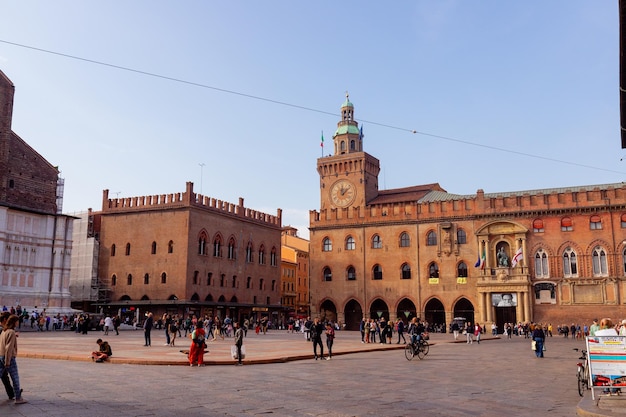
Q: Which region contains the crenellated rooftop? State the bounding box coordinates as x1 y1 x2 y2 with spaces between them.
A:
310 182 626 225
101 181 282 227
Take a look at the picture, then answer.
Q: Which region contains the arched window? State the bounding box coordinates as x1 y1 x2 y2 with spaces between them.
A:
456 229 466 244
350 139 356 150
322 238 332 252
207 273 212 286
534 249 549 278
127 274 133 285
198 233 208 255
347 266 356 281
426 231 437 246
400 232 410 247
192 271 198 285
259 245 266 265
213 235 222 257
561 217 573 232
270 247 277 266
151 241 157 255
111 274 117 286
168 240 174 254
246 276 252 289
111 244 116 257
220 274 225 287
246 242 254 263
563 247 577 277
401 263 411 279
161 272 167 284
228 238 236 260
323 267 332 282
429 262 439 278
125 243 131 256
457 262 468 278
590 215 602 230
340 141 346 153
592 246 608 276
144 273 150 285
373 264 383 280
345 236 355 250
259 278 264 290
372 234 382 249
233 275 238 288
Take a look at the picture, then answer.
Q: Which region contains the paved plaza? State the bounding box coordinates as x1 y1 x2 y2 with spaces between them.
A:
0 328 623 416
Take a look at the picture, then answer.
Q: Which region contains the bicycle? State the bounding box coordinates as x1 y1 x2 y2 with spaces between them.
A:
404 336 429 360
575 348 590 397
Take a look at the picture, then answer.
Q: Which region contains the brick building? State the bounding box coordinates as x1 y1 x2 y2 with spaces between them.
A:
281 226 310 320
309 96 626 331
95 182 283 325
0 70 73 314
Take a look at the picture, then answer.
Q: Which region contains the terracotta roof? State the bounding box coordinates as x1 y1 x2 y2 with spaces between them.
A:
369 183 446 204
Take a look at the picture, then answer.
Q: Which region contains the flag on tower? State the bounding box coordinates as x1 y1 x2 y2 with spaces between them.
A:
320 131 324 147
511 247 523 267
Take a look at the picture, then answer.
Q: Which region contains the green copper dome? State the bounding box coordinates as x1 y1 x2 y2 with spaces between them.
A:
342 98 353 108
334 125 360 136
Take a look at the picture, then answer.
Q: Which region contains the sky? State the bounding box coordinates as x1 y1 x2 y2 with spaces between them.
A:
0 2 623 240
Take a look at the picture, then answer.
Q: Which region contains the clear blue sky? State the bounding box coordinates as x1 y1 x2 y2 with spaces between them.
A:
1 2 623 239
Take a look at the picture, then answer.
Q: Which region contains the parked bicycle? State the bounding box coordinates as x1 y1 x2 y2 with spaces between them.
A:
405 336 429 360
575 348 590 397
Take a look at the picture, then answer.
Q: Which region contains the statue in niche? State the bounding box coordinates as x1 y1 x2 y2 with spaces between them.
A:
497 247 509 267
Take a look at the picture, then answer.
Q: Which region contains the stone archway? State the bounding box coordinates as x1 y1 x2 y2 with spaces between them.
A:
369 298 390 322
319 299 337 323
424 298 445 331
343 299 363 331
396 298 417 323
453 298 475 325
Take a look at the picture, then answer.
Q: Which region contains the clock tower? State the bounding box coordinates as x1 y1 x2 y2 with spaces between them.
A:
317 94 380 210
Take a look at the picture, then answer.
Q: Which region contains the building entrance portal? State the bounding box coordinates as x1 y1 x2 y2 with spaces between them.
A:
369 298 390 322
396 298 417 323
424 298 445 331
344 299 363 331
453 298 475 326
495 307 516 334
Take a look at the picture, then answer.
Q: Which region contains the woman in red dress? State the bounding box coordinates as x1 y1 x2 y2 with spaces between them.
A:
188 322 206 367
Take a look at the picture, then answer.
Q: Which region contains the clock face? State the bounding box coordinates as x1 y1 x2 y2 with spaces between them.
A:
330 179 356 207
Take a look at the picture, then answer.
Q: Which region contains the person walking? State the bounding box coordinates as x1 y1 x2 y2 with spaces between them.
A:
0 312 17 403
396 319 406 344
532 323 545 358
325 322 335 359
0 315 27 404
189 322 206 367
474 323 482 344
451 321 460 341
234 322 244 365
465 322 473 344
310 317 326 360
143 312 154 346
103 315 113 336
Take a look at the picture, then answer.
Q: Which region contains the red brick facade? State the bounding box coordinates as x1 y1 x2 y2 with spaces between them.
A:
310 97 626 331
96 182 283 324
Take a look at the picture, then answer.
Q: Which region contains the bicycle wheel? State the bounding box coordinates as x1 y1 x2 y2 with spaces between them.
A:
404 343 415 361
577 366 587 397
416 342 427 360
421 340 430 356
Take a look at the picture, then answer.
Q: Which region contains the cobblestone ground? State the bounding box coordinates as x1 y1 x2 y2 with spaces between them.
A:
1 332 586 416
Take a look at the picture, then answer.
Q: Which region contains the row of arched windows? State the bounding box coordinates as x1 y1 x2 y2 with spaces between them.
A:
320 246 626 282
321 261 470 281
111 272 168 286
110 241 174 256
197 231 277 266
532 214 626 232
192 271 277 291
321 230 468 252
535 246 622 278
